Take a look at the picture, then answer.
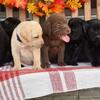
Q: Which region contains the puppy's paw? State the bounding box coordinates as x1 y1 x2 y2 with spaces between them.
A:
41 62 51 68
58 62 66 66
12 66 21 70
65 61 78 66
32 66 43 70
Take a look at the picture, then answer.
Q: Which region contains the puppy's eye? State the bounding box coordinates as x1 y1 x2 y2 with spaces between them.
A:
34 36 39 38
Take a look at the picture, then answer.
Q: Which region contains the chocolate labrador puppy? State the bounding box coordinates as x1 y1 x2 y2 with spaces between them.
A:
41 13 70 68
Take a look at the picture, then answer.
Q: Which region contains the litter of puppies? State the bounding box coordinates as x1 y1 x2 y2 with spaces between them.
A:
0 14 100 70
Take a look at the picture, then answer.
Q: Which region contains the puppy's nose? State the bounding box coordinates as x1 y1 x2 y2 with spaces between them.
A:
41 38 44 45
67 27 71 34
96 35 100 39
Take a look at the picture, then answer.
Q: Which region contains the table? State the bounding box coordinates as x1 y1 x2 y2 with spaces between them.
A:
0 65 100 100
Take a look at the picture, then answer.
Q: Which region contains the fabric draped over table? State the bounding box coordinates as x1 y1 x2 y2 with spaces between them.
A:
0 65 100 100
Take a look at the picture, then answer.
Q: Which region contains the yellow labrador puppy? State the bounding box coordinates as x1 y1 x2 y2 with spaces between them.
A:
11 21 44 70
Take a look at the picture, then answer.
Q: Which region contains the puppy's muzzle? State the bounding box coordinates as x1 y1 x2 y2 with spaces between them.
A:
41 39 44 46
33 37 44 48
96 35 100 39
40 38 44 45
67 26 71 34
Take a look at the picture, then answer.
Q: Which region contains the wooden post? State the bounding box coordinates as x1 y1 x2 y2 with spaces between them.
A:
97 0 100 19
84 0 91 20
33 15 39 22
72 10 78 17
19 9 26 21
6 7 13 18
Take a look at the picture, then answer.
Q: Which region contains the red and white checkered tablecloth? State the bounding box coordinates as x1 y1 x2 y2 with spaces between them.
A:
0 65 100 100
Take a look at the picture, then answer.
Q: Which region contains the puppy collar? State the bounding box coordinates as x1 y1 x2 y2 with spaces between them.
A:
16 31 35 47
17 34 23 43
16 33 34 47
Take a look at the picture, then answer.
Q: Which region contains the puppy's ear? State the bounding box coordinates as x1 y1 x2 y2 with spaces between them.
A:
42 20 51 36
81 20 88 33
20 32 29 42
68 18 73 27
20 26 31 42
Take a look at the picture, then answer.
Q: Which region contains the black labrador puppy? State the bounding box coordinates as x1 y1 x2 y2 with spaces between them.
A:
1 17 21 39
64 18 89 65
87 19 100 66
0 17 20 66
